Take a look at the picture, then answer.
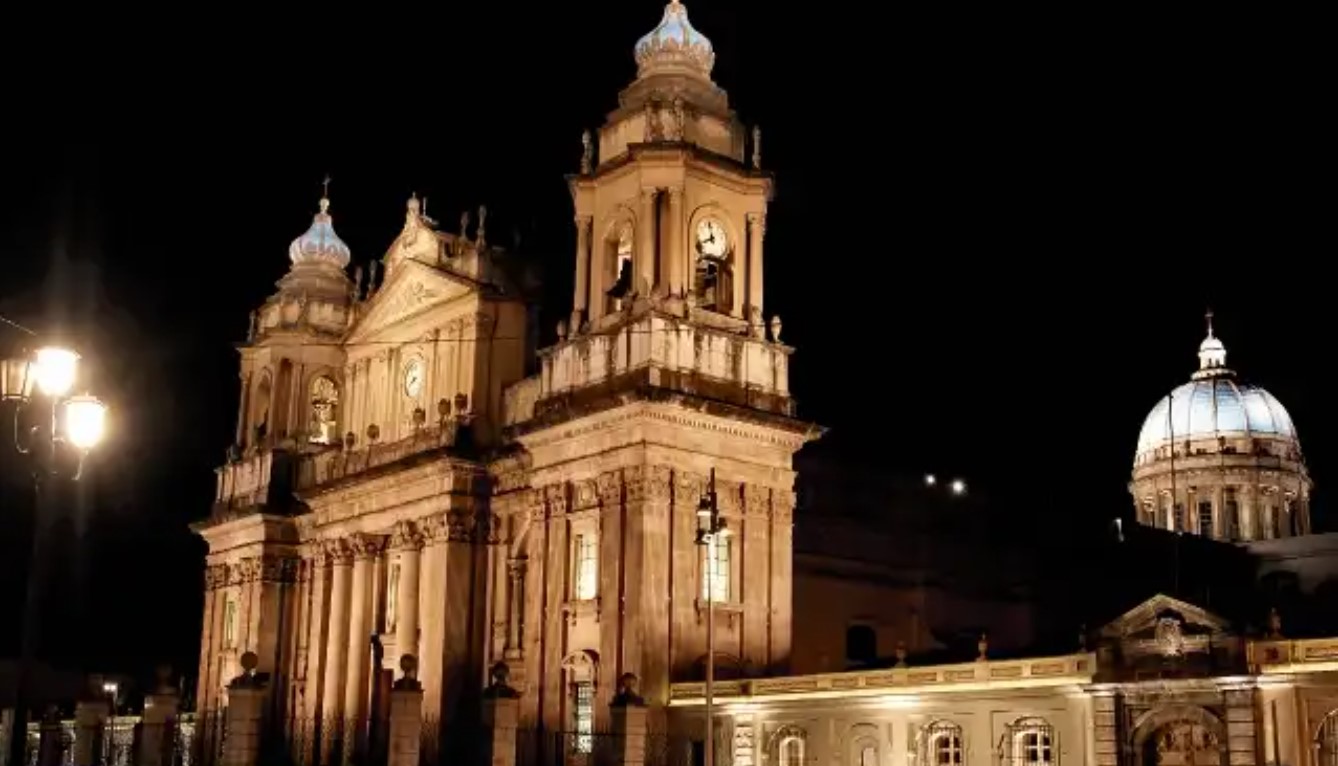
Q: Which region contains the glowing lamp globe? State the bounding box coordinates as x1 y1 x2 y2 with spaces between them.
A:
34 347 79 397
64 395 107 450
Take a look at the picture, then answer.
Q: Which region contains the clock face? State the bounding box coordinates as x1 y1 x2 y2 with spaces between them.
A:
403 358 424 398
695 218 728 259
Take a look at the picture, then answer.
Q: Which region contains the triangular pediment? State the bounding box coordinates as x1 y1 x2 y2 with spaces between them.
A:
1099 593 1231 639
346 260 476 344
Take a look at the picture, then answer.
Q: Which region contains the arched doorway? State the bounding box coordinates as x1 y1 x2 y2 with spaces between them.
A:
1131 705 1225 766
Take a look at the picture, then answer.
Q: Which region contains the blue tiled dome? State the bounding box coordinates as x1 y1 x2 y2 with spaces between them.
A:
634 1 715 78
1135 325 1298 456
289 197 351 268
1136 378 1297 454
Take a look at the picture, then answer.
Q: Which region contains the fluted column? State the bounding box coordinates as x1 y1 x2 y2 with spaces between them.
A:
505 559 526 658
665 187 684 296
572 215 592 329
638 188 657 294
344 534 383 756
321 540 353 745
390 521 424 671
746 213 766 323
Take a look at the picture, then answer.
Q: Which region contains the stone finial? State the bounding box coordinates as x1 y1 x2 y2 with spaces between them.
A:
557 319 568 342
368 259 381 295
477 205 488 248
366 423 381 443
895 642 908 668
437 397 452 422
246 310 258 342
459 210 471 243
454 392 469 415
412 407 427 429
1267 607 1283 638
611 673 646 707
580 130 593 174
353 265 365 301
977 633 989 661
483 661 520 699
751 125 762 170
393 654 422 691
343 431 357 450
768 314 782 343
1078 624 1089 651
230 651 264 689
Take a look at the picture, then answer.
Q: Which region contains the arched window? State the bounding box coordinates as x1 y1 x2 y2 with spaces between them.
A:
1001 718 1054 766
607 224 634 311
222 595 238 649
561 650 598 755
702 535 730 603
1318 709 1338 766
780 737 804 766
859 744 878 766
922 721 963 766
251 372 273 446
846 624 877 666
309 375 339 445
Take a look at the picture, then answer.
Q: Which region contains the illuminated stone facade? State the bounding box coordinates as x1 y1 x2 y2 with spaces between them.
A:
192 1 814 759
1129 317 1312 542
674 594 1338 766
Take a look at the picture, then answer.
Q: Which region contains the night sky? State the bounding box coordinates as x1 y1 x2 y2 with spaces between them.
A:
0 2 1328 690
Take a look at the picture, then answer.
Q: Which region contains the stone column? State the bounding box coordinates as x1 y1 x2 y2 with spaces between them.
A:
609 674 649 766
223 653 267 766
746 213 766 323
572 215 592 330
138 679 179 766
72 697 110 766
387 656 424 766
480 663 520 766
637 188 658 295
391 521 424 671
665 187 684 296
234 372 251 446
504 559 526 659
344 534 383 761
321 539 354 763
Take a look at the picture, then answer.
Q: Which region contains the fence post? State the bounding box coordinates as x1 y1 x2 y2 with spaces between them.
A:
222 652 267 766
73 695 110 766
138 668 179 766
387 655 424 766
610 673 648 766
480 662 520 766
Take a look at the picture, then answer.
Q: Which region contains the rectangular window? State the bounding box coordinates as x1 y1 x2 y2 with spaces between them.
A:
572 681 594 753
1225 490 1240 538
573 534 598 601
222 597 238 649
1198 501 1213 537
702 536 730 603
386 563 401 633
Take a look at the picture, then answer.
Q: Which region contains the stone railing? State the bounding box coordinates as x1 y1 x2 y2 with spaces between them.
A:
213 421 462 513
668 653 1095 703
505 311 793 427
1249 637 1338 670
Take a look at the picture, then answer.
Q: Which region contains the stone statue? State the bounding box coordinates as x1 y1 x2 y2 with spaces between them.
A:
1267 607 1283 638
580 130 593 174
368 260 381 296
977 633 989 661
230 651 263 689
767 313 782 343
751 125 762 169
611 672 645 707
247 310 258 342
667 98 686 140
557 319 568 342
393 654 422 691
459 210 471 244
483 661 519 699
894 642 908 668
477 205 488 248
645 103 664 141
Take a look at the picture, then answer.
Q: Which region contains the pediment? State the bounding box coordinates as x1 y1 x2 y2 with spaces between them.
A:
1100 594 1231 640
346 260 475 343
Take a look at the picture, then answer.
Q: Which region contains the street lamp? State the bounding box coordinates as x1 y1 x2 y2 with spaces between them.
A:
695 469 730 766
2 344 108 766
102 681 119 766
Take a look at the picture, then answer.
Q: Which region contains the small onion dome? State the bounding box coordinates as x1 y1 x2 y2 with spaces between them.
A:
634 1 715 80
289 196 351 268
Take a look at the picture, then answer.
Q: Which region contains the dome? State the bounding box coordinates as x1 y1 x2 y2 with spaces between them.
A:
1134 319 1299 457
1135 378 1297 455
289 197 351 269
634 1 715 79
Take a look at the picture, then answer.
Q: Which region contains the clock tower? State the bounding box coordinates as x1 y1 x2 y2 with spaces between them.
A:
493 0 817 733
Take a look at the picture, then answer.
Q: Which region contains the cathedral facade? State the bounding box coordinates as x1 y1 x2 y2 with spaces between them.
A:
193 0 811 760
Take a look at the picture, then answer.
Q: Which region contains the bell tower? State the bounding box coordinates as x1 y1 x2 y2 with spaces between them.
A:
569 0 771 337
493 0 817 734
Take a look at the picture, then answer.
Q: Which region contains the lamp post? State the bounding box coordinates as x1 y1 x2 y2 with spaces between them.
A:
695 469 729 766
101 681 119 766
2 345 108 766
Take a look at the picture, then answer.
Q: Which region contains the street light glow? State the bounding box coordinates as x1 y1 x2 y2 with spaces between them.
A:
64 395 108 450
924 474 937 487
951 479 967 496
34 347 79 397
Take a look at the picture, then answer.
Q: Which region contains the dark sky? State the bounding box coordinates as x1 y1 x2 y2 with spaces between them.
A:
0 2 1329 686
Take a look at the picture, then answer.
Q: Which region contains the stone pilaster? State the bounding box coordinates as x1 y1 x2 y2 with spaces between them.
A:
387 657 424 766
638 188 657 294
746 213 765 322
665 187 684 296
223 656 267 766
572 215 592 328
610 700 648 766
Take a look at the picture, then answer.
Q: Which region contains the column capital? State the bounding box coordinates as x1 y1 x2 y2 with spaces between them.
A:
667 185 684 199
389 520 425 551
324 538 355 565
747 212 767 231
640 187 658 201
574 213 593 226
349 532 387 560
507 558 527 579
